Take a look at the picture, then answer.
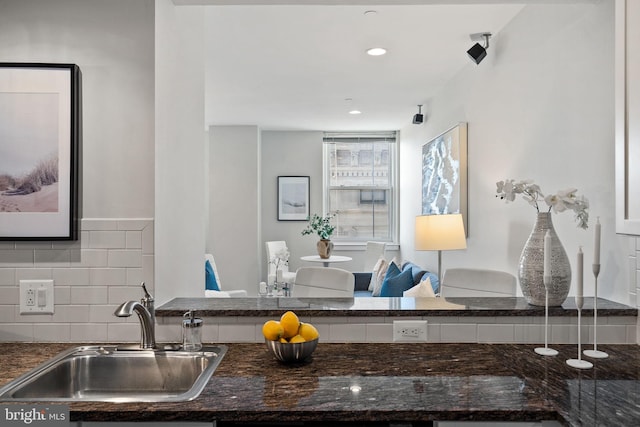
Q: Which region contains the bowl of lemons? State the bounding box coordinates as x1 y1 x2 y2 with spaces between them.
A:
263 311 319 363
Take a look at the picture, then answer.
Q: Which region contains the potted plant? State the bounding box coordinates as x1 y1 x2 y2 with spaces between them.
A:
301 213 336 259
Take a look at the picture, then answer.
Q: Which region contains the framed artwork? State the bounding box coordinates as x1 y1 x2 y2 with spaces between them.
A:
278 176 310 221
0 63 81 240
421 122 468 234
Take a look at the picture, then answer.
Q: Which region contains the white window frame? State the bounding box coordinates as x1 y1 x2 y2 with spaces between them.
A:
322 132 399 246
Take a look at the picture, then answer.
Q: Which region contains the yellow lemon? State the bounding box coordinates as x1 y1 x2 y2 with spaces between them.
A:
279 337 288 343
262 320 284 341
280 311 300 339
289 334 306 343
298 322 319 341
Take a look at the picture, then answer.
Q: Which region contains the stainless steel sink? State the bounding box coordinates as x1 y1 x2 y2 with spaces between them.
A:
0 345 227 402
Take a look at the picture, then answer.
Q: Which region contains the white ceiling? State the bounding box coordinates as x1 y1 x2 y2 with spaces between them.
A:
203 3 527 131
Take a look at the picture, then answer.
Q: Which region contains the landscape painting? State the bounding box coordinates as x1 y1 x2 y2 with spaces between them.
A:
278 176 310 221
0 92 60 213
0 63 80 240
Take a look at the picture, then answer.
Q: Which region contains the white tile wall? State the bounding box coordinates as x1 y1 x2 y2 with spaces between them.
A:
155 315 637 345
0 218 154 343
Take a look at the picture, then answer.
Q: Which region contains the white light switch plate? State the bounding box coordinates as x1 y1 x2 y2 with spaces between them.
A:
19 280 54 314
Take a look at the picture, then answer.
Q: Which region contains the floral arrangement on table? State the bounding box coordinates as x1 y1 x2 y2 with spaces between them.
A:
301 213 336 240
495 179 589 229
270 248 290 271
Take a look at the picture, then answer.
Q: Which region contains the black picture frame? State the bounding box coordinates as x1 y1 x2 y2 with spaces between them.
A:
0 63 81 240
277 176 310 221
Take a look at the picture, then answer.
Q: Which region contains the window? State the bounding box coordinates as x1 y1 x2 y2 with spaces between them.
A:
323 132 398 243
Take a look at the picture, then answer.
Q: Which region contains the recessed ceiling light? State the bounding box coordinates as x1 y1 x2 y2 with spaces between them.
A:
364 10 377 16
366 47 387 56
349 110 361 115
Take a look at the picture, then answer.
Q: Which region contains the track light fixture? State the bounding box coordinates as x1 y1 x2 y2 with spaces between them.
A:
467 32 492 65
413 105 424 124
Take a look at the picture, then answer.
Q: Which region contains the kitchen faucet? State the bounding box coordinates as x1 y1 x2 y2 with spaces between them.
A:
114 283 156 349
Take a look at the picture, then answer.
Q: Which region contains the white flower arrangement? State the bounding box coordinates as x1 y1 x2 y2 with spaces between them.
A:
270 248 290 270
496 179 589 229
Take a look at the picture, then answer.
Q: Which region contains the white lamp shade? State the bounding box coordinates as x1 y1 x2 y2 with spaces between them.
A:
415 214 467 251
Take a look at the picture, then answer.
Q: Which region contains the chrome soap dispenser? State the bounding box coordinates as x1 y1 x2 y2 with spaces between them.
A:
182 310 203 351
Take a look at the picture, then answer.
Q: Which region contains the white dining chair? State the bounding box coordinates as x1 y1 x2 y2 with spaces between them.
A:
265 240 297 284
293 267 354 297
441 268 517 298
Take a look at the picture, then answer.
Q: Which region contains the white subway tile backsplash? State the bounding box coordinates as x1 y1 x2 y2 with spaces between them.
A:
15 242 52 250
89 231 127 249
71 249 109 268
70 324 108 342
0 250 35 265
142 224 154 255
108 286 147 304
126 268 144 286
218 324 256 342
365 323 393 342
33 324 70 342
117 219 152 231
88 305 121 323
0 305 14 322
441 324 477 343
514 324 545 344
71 286 109 305
0 268 15 285
477 324 515 343
90 268 127 286
329 323 366 342
108 322 141 342
54 286 71 304
0 324 33 341
15 268 53 280
0 286 18 305
52 268 90 286
34 249 72 265
108 250 142 268
52 305 90 323
82 219 118 231
126 231 142 249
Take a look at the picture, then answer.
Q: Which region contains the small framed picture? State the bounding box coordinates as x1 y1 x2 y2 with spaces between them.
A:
0 63 81 240
278 176 310 221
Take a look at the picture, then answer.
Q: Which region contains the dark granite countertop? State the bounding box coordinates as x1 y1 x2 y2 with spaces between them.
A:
0 342 638 426
156 296 637 317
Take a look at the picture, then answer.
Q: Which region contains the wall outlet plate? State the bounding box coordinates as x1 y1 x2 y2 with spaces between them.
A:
19 280 54 314
393 320 428 342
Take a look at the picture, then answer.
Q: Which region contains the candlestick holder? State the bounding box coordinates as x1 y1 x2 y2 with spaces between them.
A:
535 275 558 356
584 263 608 359
567 302 593 369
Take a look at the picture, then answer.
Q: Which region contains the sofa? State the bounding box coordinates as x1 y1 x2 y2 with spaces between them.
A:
353 261 439 297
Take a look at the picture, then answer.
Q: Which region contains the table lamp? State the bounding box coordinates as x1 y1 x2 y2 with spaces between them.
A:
415 214 467 296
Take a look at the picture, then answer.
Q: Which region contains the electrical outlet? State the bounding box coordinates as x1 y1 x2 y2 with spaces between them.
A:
19 280 54 314
393 320 428 342
26 288 36 306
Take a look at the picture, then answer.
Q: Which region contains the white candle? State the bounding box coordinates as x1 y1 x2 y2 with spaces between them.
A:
594 217 601 265
543 230 552 281
576 247 584 308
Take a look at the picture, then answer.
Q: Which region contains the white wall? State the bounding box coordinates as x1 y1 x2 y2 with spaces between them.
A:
0 0 155 218
208 126 261 294
155 0 206 303
399 1 633 304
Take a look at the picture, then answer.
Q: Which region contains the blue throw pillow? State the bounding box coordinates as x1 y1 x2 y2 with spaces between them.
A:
379 265 415 297
205 259 220 291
